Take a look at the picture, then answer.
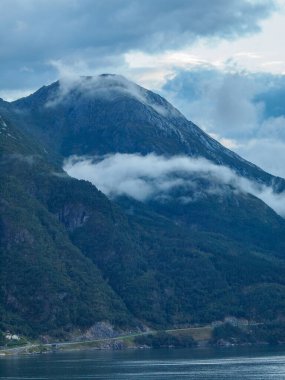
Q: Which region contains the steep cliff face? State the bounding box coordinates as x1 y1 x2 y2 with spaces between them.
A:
56 204 90 231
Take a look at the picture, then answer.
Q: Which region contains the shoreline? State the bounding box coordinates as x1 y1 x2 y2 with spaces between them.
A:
0 333 277 357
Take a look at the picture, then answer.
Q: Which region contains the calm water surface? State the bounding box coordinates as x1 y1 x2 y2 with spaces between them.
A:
1 346 285 379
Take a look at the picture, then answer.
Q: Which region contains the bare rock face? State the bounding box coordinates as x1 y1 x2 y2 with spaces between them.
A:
83 321 118 340
57 204 90 231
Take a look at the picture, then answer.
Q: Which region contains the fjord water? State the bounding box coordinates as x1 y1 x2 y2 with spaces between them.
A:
2 346 285 379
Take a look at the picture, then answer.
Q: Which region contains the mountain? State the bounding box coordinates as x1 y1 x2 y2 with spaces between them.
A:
2 74 285 190
2 74 285 253
2 75 285 340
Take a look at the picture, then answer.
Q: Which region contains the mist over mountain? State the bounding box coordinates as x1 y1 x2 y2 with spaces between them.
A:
64 153 285 217
2 74 285 191
2 74 285 216
2 75 285 341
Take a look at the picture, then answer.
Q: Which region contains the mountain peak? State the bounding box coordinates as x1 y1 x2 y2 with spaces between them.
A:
58 73 145 100
60 73 137 91
5 74 285 192
12 73 183 121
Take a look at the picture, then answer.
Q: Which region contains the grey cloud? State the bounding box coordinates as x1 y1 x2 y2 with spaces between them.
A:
162 69 285 177
64 153 285 217
237 137 285 178
0 0 276 93
162 68 265 138
163 68 285 138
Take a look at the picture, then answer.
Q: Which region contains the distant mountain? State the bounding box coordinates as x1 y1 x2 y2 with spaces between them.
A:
2 75 285 341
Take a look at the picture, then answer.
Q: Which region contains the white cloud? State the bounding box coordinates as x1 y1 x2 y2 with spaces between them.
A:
209 133 238 149
236 138 285 178
64 153 285 217
45 73 178 118
162 69 267 139
45 73 147 107
162 68 285 178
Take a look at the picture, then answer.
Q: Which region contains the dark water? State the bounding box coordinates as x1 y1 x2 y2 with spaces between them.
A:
1 346 285 379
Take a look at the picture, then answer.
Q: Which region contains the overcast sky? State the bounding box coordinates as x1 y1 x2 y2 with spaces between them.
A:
1 0 285 177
